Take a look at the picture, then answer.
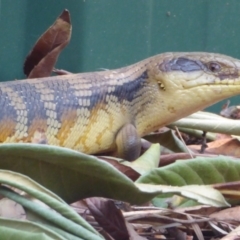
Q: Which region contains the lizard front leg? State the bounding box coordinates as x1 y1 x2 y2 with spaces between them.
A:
115 123 141 161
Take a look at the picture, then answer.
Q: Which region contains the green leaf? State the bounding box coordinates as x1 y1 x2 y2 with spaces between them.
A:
0 144 230 207
0 170 98 235
183 111 224 120
0 143 155 204
0 187 103 240
121 143 160 175
25 210 83 240
136 156 240 207
137 156 240 185
170 113 240 135
135 183 229 207
0 170 63 202
0 217 67 240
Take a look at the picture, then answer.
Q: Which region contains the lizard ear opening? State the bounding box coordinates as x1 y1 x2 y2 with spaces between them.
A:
157 79 166 91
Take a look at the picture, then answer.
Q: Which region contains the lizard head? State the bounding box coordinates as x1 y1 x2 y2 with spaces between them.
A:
155 52 240 106
158 52 240 88
139 52 240 131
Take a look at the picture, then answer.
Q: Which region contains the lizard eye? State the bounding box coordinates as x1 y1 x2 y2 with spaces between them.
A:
208 62 221 72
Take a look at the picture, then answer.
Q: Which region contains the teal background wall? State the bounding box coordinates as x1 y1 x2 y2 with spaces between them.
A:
1 0 240 112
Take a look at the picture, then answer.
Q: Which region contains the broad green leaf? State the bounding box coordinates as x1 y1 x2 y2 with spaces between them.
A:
136 156 240 207
0 170 98 235
186 111 225 120
0 143 155 204
0 170 63 202
135 183 229 207
121 144 160 175
137 156 240 186
0 144 230 207
25 209 84 240
169 111 240 139
170 117 240 135
42 225 85 240
0 187 103 240
0 217 67 240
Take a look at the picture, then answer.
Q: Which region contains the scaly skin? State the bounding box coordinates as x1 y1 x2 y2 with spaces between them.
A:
1 52 240 157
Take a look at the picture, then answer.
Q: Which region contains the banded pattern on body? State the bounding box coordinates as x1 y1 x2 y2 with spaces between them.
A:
1 52 240 157
0 58 154 154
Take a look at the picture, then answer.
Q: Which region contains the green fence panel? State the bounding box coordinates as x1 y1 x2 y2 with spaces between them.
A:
1 0 240 112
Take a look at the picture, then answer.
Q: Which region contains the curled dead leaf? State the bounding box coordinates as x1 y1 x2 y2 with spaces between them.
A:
189 138 240 157
24 9 72 78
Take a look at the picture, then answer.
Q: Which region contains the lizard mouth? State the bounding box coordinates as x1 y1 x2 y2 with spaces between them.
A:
181 77 240 89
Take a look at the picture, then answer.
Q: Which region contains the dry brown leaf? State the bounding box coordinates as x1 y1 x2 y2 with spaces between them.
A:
159 153 195 167
125 221 147 240
53 68 73 75
213 181 240 192
219 225 240 240
71 200 89 215
186 214 204 240
85 197 129 240
215 133 233 140
168 227 187 240
0 198 25 219
98 157 140 181
24 9 72 78
159 153 219 167
211 181 240 201
189 138 240 157
220 104 240 119
210 206 240 222
176 205 219 217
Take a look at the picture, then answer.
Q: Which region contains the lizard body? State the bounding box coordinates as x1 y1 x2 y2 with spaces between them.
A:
1 52 240 160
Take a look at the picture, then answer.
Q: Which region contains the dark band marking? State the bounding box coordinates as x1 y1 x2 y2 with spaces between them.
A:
51 81 78 122
47 71 148 120
10 83 47 123
160 57 240 80
218 71 239 80
160 57 206 72
0 89 17 124
1 70 148 131
106 71 148 103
